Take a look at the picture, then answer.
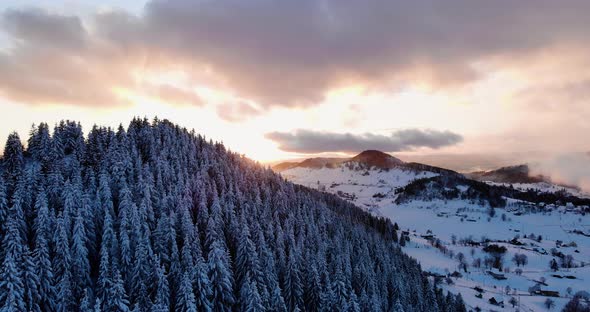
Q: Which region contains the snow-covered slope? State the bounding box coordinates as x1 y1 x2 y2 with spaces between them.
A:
277 151 590 312
278 150 442 214
283 165 437 214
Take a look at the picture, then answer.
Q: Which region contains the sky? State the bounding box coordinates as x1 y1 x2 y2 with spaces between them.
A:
0 0 589 189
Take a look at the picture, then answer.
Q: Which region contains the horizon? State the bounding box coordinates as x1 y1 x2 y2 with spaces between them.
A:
0 1 589 190
0 117 548 171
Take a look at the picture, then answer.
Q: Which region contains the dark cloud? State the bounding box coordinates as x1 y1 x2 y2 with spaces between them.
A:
265 129 463 153
0 9 133 107
1 1 590 111
2 8 87 50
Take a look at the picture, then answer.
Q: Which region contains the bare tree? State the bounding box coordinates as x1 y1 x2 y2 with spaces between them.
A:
512 253 528 267
561 254 575 269
544 298 555 309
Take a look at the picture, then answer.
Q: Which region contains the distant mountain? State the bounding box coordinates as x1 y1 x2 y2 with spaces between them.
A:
348 150 404 169
466 164 546 184
297 157 346 169
276 151 589 212
273 157 345 171
270 161 299 172
274 150 458 175
274 150 463 214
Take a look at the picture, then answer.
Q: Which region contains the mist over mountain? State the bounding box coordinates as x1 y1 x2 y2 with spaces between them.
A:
466 165 547 184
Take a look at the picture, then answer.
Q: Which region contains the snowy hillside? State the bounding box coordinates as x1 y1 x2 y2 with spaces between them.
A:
278 151 590 312
283 166 436 214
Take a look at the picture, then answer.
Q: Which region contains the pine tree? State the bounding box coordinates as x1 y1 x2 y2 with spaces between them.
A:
56 268 74 312
347 292 360 312
239 275 264 312
268 284 287 312
454 293 466 312
208 240 234 312
393 299 404 312
80 288 93 311
119 207 133 289
94 298 103 312
0 253 25 311
131 228 152 308
3 190 26 259
106 269 130 312
192 247 212 312
33 190 55 311
101 207 119 269
236 216 261 290
176 271 198 312
283 251 303 312
27 123 52 169
53 214 71 283
72 208 91 298
3 132 24 188
21 247 41 312
304 264 321 312
97 245 111 304
152 260 170 312
0 177 8 245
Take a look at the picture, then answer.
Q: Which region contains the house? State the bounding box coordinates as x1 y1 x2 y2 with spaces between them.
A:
487 271 507 280
533 290 560 297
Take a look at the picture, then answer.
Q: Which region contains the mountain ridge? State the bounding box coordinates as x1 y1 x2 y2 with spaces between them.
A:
274 150 461 178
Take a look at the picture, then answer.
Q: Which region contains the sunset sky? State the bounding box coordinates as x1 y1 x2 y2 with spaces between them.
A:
0 1 589 188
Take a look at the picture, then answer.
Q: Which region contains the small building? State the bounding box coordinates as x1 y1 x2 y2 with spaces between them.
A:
487 271 507 280
533 290 560 297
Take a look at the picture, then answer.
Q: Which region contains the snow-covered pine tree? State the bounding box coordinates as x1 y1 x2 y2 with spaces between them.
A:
0 119 464 312
0 252 25 311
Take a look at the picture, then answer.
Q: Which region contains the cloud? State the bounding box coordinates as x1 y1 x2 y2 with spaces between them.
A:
1 1 590 112
147 84 204 107
265 129 463 153
0 9 133 107
216 101 261 122
2 8 87 50
530 153 590 193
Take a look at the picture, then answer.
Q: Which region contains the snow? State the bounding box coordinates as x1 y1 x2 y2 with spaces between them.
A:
486 181 590 199
282 164 590 311
282 166 437 214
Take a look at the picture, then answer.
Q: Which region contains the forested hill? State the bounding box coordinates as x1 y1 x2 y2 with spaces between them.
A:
0 118 465 312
